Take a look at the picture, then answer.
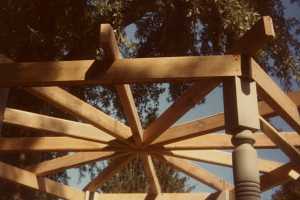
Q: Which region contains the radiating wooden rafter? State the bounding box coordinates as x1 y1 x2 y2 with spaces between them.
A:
0 16 299 200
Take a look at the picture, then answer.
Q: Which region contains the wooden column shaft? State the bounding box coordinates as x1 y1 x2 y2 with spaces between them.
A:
232 131 260 200
223 75 260 200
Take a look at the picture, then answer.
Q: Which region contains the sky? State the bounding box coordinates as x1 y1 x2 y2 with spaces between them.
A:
67 0 300 199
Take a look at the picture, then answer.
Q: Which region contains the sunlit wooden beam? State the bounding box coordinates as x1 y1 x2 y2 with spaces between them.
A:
3 108 114 143
0 137 122 152
0 55 241 87
25 87 132 142
161 150 283 173
153 90 300 145
28 151 125 176
153 113 224 144
252 59 300 133
144 79 220 144
142 153 161 194
157 132 300 150
91 193 211 200
116 85 144 145
0 161 86 199
260 117 300 162
99 24 144 146
155 154 233 191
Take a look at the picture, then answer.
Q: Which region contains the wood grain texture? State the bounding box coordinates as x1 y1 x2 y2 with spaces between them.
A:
153 90 300 145
3 108 114 143
158 132 300 150
28 151 125 176
260 162 300 191
144 79 220 144
0 161 86 199
25 86 132 141
142 154 161 194
99 24 144 146
260 117 300 162
116 84 144 145
0 137 121 152
252 59 300 133
153 113 225 144
0 55 241 87
92 193 211 200
161 150 282 173
155 154 233 191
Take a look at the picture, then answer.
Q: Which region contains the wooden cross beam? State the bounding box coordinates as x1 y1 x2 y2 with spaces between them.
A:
91 193 212 200
251 60 300 133
0 55 241 87
158 132 300 149
25 87 132 142
143 79 220 145
155 154 233 191
0 137 123 152
0 161 86 199
99 24 164 194
260 117 300 163
27 151 126 176
260 162 300 191
160 150 283 173
153 90 300 145
3 107 114 143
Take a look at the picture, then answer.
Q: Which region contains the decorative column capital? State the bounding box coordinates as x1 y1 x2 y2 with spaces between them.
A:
231 130 255 146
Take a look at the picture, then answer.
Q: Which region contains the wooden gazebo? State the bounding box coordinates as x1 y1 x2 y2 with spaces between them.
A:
0 16 299 200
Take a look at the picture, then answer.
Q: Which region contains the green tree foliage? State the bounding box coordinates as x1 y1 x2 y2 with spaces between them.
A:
99 157 194 193
0 0 299 199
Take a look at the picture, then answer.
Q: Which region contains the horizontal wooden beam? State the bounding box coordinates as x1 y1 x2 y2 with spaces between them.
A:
0 55 241 87
261 162 300 191
153 90 300 145
155 154 233 191
252 59 300 133
229 16 275 55
0 137 122 152
144 79 220 144
84 154 135 192
25 87 132 142
91 193 211 200
3 108 114 143
28 151 125 176
0 161 86 199
260 117 300 162
157 132 300 150
161 150 283 173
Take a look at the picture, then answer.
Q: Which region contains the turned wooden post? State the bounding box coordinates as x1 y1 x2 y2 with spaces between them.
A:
223 57 261 200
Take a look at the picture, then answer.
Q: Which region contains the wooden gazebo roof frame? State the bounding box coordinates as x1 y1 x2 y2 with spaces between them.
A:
0 16 300 200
